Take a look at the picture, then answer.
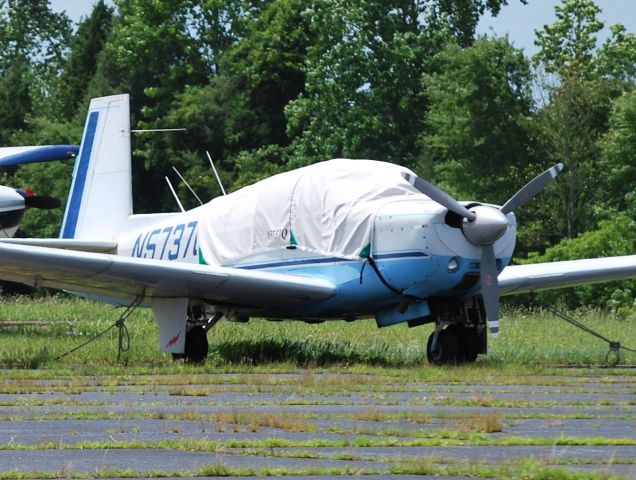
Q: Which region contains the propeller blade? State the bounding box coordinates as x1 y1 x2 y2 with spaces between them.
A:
480 244 500 338
500 163 564 214
402 172 476 222
24 195 61 210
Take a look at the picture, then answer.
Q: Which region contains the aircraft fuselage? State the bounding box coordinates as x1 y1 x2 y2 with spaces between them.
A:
117 197 516 321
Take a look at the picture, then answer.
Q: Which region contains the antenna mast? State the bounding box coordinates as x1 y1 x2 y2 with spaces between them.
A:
206 151 227 196
164 177 185 212
172 166 203 206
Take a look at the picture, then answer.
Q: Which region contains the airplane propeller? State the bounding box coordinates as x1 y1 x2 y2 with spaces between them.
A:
402 163 564 337
17 189 61 210
22 194 61 210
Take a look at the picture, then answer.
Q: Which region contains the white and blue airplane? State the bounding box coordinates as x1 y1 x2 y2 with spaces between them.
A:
0 145 78 237
0 94 635 364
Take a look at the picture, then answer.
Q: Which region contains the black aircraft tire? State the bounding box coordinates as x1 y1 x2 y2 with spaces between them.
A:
426 329 459 365
447 325 479 363
184 326 209 364
460 346 478 363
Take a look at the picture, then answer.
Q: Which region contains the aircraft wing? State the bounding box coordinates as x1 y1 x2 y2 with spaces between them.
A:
499 255 636 295
0 238 117 253
0 243 335 310
0 145 79 166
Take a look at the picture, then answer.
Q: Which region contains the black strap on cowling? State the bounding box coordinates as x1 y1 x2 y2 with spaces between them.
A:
364 256 404 295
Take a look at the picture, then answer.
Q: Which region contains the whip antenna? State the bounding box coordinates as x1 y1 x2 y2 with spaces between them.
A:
164 177 185 212
131 128 187 133
206 151 226 196
172 166 203 206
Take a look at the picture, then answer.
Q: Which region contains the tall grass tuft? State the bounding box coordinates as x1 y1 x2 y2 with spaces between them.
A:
0 345 50 369
209 337 422 367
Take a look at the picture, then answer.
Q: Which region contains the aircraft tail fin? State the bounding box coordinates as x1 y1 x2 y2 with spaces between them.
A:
60 94 132 239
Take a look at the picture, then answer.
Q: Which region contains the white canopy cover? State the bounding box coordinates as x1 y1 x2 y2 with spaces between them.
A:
197 159 422 266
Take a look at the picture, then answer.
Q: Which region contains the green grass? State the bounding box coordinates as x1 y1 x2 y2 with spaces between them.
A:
0 462 626 480
2 433 636 451
0 295 635 369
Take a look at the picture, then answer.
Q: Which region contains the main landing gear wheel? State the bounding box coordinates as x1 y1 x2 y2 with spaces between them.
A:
183 326 209 364
170 326 209 363
427 329 459 365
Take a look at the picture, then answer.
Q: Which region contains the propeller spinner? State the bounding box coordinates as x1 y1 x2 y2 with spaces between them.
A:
403 163 564 337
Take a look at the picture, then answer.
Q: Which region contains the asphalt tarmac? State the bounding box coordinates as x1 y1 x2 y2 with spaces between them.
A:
0 368 634 478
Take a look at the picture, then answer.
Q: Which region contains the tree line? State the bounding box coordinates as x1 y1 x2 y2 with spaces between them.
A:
1 0 635 308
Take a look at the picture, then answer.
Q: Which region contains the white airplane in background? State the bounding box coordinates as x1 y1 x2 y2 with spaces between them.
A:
0 94 635 364
0 145 78 237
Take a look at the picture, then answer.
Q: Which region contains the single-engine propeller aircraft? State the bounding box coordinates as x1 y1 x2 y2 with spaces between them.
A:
1 94 636 364
0 145 78 237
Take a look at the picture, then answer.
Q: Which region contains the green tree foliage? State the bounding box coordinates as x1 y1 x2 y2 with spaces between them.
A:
193 0 269 74
93 0 207 104
601 90 636 211
520 0 636 307
154 0 313 206
54 0 114 120
533 72 612 239
89 0 210 212
523 211 636 310
0 56 32 143
421 37 534 203
597 24 636 84
534 0 636 83
286 0 515 169
532 0 635 242
533 0 603 77
220 0 313 151
0 0 71 142
10 161 75 238
0 0 70 70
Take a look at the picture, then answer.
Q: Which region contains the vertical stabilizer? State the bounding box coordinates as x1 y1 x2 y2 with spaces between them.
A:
61 94 132 239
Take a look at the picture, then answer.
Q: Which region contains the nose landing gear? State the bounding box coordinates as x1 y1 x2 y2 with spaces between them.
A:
427 325 483 365
425 297 487 365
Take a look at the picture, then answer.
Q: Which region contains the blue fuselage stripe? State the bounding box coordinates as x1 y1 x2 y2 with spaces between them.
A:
238 257 351 270
62 112 99 238
373 251 429 260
